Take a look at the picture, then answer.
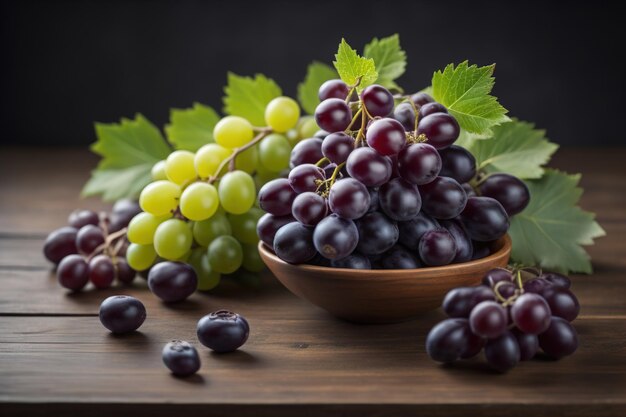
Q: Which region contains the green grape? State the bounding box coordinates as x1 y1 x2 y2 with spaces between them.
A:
165 150 197 185
139 180 181 216
127 212 172 245
285 128 300 147
228 207 264 244
264 96 300 133
234 144 258 174
192 211 231 246
194 143 232 178
298 116 320 139
218 170 256 214
258 133 291 172
214 116 254 148
207 235 243 274
151 160 167 180
241 243 266 272
153 218 193 260
179 182 219 221
126 243 157 271
189 248 221 291
254 164 280 191
175 250 192 262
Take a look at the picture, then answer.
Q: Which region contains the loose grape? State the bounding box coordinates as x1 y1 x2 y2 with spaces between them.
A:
139 180 181 217
127 212 171 245
214 115 254 148
126 243 157 271
207 235 243 274
194 143 232 178
179 182 219 221
229 207 264 244
259 133 291 172
154 219 193 260
151 160 167 180
165 150 197 185
218 171 256 214
265 96 300 133
148 261 198 303
99 295 146 334
162 340 201 376
192 212 232 246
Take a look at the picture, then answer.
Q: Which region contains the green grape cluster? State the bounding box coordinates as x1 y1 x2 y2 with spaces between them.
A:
126 96 314 291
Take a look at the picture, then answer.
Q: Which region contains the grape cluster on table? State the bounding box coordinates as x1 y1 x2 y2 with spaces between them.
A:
427 268 580 372
258 80 530 268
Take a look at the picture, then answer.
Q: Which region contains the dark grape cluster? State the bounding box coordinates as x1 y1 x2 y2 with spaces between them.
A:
258 81 530 268
426 268 579 372
43 200 142 291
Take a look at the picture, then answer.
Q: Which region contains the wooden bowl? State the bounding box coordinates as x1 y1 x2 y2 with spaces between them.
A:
258 235 512 323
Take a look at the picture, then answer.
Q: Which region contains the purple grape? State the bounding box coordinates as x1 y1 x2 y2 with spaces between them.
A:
355 212 398 255
346 147 392 187
366 118 406 156
410 92 434 107
426 318 473 363
417 113 460 149
461 183 477 197
76 224 105 255
315 98 352 132
440 219 473 263
112 199 141 215
162 340 201 376
397 143 442 185
273 222 317 264
89 254 115 289
419 229 457 266
361 84 394 117
418 102 447 119
148 262 198 303
478 173 530 216
419 176 467 220
115 259 136 284
313 214 358 260
289 137 323 168
469 301 508 339
461 330 486 359
68 209 99 229
328 178 370 219
381 245 420 269
540 272 572 289
397 212 439 251
541 287 580 322
393 102 416 131
438 145 477 184
330 253 371 269
43 226 78 264
288 164 325 193
321 132 354 164
484 331 520 372
292 192 327 226
512 328 539 361
318 79 349 101
322 162 342 181
197 310 249 353
99 295 146 334
379 177 422 221
460 197 510 242
523 277 552 294
472 241 492 260
538 317 578 359
482 268 514 287
258 178 297 216
257 213 295 247
442 286 496 318
511 293 552 334
497 282 518 299
57 254 90 291
314 130 329 139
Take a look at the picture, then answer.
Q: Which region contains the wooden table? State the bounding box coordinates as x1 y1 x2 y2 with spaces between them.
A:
1 147 625 417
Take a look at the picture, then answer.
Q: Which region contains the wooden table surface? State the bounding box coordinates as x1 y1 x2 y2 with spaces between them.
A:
0 147 625 417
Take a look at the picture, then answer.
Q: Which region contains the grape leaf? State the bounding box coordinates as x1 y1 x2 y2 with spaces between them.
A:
81 114 170 201
333 39 377 92
509 169 605 274
363 34 406 91
466 120 559 179
432 61 510 137
223 72 282 126
297 61 338 114
165 103 220 151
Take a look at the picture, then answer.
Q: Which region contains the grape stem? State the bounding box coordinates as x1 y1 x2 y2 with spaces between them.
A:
208 128 272 184
316 162 346 196
315 157 330 167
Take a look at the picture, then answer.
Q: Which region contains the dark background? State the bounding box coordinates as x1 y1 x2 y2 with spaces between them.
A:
1 0 623 146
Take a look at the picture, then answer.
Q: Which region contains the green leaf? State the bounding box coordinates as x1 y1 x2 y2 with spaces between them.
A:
82 114 170 201
223 72 282 126
165 103 220 151
432 61 509 136
363 34 406 91
466 120 559 179
509 169 605 274
297 61 338 115
333 39 377 92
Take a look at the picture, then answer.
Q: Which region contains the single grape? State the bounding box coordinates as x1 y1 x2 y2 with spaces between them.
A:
139 180 181 217
540 272 572 289
126 243 157 271
318 79 349 100
298 117 320 139
273 222 317 264
88 255 115 289
366 118 406 156
241 243 266 273
512 328 539 361
419 229 457 266
256 213 295 247
328 178 370 220
192 212 232 246
397 213 439 251
115 259 136 284
355 212 398 255
511 293 552 334
419 176 467 220
478 173 530 216
442 286 496 318
194 143 232 178
43 226 78 264
57 254 89 291
410 92 434 107
265 96 300 133
482 268 514 287
417 113 460 149
361 84 394 117
151 160 167 180
379 177 422 221
330 253 371 269
162 340 201 376
418 102 448 119
523 277 552 294
314 130 329 139
497 282 518 300
76 224 105 255
258 133 291 172
258 178 297 216
393 102 416 131
292 192 328 226
438 145 477 184
68 209 99 229
207 235 243 274
484 331 520 372
179 182 219 221
425 318 473 363
289 137 323 168
214 115 254 148
538 316 578 359
397 143 442 185
469 301 508 339
313 214 358 260
321 132 354 164
188 248 221 291
346 147 392 187
154 219 193 261
288 164 325 193
460 197 510 242
233 143 258 174
440 219 473 263
165 150 197 185
229 208 264 244
381 245 420 269
148 261 198 303
111 199 141 222
99 295 146 333
127 212 170 245
197 310 250 353
218 170 256 215
315 98 352 132
541 287 580 322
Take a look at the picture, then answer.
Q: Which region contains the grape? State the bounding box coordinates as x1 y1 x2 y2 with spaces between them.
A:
115 259 136 284
419 229 457 266
162 340 201 376
438 145 477 184
314 130 329 139
541 287 580 322
461 330 486 359
484 331 520 372
290 137 323 168
194 143 232 178
165 150 197 185
258 178 297 216
460 197 510 242
139 180 181 217
197 310 249 353
314 98 352 132
265 96 300 133
256 213 295 247
192 212 231 246
148 261 197 302
218 170 256 215
322 162 342 181
469 301 508 338
511 293 552 334
482 268 513 287
330 253 371 269
57 254 89 291
538 317 578 359
111 199 141 222
241 243 266 273
397 143 442 185
442 286 496 318
207 235 243 274
541 272 571 289
154 219 193 260
346 147 392 187
440 219 473 263
381 245 420 269
379 177 421 221
273 222 316 264
367 188 379 213
523 277 552 294
393 102 416 131
313 214 358 260
258 133 291 172
233 144 258 174
461 183 476 197
328 178 370 219
229 207 264 244
356 212 399 255
397 213 439 251
298 117 320 141
43 226 78 264
292 192 328 226
497 282 518 299
361 84 394 117
419 176 467 220
512 328 539 361
188 248 221 291
425 318 473 363
410 92 434 107
418 102 447 119
127 212 170 245
126 243 157 271
151 160 167 180
76 224 105 255
472 241 492 260
318 79 349 101
478 173 530 216
417 113 460 149
214 115 254 148
68 209 99 229
88 255 115 289
288 164 325 193
99 295 146 334
179 182 219 221
365 118 406 156
321 132 354 164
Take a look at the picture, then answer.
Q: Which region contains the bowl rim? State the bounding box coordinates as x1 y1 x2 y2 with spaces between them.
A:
259 234 512 277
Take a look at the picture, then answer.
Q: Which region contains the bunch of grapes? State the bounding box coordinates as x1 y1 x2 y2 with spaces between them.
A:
43 200 141 290
427 268 580 372
258 80 530 268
